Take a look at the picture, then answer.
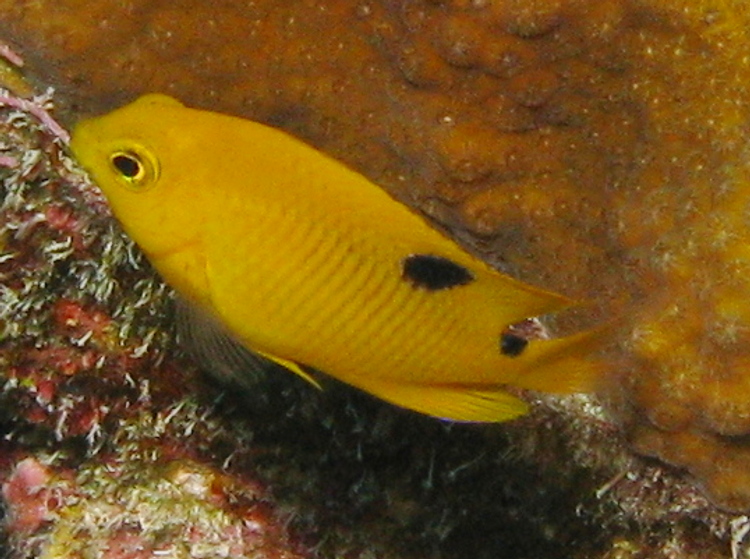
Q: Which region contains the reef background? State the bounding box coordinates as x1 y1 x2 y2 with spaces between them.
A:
2 0 750 557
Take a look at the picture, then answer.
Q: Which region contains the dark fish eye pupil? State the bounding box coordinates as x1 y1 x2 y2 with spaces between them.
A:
112 154 142 178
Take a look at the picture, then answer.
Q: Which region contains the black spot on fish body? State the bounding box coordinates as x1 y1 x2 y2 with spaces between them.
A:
402 254 474 290
500 333 528 357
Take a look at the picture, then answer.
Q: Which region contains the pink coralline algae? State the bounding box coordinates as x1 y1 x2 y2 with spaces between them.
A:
2 442 306 558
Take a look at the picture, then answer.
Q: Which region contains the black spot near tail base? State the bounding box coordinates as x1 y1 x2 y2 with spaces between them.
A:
500 333 528 357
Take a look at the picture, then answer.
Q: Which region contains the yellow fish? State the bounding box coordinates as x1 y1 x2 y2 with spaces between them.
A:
70 94 599 422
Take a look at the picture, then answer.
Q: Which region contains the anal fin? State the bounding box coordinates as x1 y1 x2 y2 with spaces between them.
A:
356 379 529 423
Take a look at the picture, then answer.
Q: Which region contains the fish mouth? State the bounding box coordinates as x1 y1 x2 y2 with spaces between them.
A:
68 120 105 183
68 120 95 163
66 122 113 215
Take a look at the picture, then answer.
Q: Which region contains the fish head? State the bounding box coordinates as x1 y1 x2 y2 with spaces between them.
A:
70 94 208 260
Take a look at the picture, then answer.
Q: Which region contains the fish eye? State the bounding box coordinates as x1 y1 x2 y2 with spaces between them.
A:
112 153 142 178
109 149 158 188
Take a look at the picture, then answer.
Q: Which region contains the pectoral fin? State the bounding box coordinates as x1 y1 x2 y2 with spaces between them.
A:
175 298 322 390
175 298 271 388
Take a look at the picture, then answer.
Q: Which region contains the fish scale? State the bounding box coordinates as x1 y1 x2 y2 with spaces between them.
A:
70 93 602 422
221 183 391 359
272 212 436 376
257 213 361 346
245 211 404 370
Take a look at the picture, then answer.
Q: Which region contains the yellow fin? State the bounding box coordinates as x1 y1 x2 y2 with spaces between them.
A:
254 348 323 390
356 379 530 422
511 329 605 395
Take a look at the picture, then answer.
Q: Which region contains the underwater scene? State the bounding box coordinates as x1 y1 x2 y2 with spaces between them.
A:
1 0 750 557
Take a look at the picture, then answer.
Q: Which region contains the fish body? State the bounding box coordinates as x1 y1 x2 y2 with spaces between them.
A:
70 94 598 422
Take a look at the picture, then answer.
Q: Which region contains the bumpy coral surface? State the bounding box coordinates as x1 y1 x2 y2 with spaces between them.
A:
2 0 750 557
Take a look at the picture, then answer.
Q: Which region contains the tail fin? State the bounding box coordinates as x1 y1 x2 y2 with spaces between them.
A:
510 328 607 394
